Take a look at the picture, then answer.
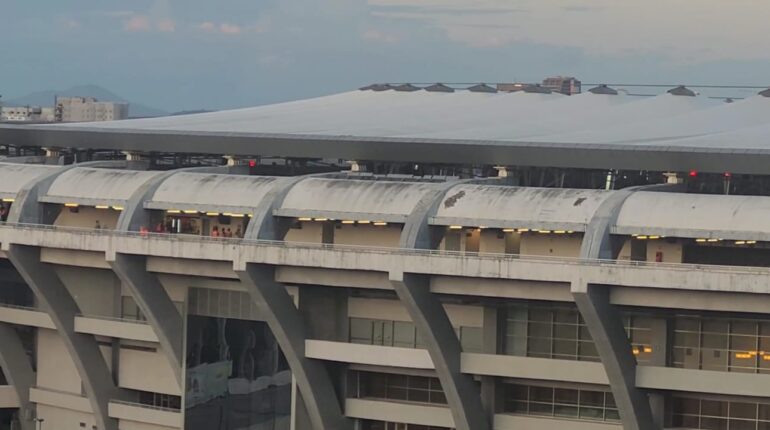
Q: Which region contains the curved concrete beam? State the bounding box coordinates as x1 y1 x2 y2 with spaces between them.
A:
235 264 350 430
392 180 491 430
5 161 129 430
110 165 235 388
0 324 35 430
6 245 126 430
574 183 677 430
237 172 351 430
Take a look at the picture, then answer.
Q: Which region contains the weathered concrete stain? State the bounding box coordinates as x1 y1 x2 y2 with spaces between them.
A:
443 190 466 208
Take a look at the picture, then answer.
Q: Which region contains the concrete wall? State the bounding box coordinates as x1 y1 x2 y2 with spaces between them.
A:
54 266 119 317
347 297 483 328
36 329 83 393
520 234 582 258
333 224 401 247
54 206 120 229
284 222 322 243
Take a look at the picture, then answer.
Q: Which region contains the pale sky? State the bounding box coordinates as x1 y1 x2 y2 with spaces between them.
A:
2 0 769 111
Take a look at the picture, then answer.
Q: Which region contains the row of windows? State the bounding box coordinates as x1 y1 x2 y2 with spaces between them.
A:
673 317 770 374
361 421 451 430
672 396 770 430
504 305 653 363
349 317 483 353
137 390 181 411
348 371 448 405
502 383 620 423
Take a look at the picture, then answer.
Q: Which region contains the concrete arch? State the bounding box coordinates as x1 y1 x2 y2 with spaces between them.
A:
574 183 677 430
0 324 35 430
4 161 129 430
391 180 491 430
109 165 236 388
236 173 351 430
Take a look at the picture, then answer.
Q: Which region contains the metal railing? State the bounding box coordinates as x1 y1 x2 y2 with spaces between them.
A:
76 313 150 325
3 221 770 276
110 399 181 413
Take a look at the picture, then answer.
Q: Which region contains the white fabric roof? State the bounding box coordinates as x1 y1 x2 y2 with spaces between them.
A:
146 172 280 213
0 162 60 199
276 177 437 222
615 191 770 240
49 87 770 152
42 167 163 206
433 184 613 231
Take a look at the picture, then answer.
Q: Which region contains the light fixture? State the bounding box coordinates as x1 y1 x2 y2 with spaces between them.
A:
695 238 707 243
228 213 245 218
479 225 487 230
358 220 371 224
517 228 530 233
554 230 566 234
648 236 660 240
64 203 79 208
183 210 198 214
342 220 355 224
298 217 312 221
314 217 328 222
373 221 388 226
112 206 124 211
707 238 720 243
95 205 110 210
736 240 747 245
637 235 648 240
1 198 15 203
537 230 551 234
567 230 575 234
449 225 463 230
643 346 653 353
167 209 181 214
747 240 757 245
502 228 515 233
206 212 219 217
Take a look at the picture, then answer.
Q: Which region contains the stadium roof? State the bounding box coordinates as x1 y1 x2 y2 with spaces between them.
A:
3 85 770 174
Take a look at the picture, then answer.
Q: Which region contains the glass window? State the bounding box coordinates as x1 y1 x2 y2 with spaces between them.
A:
459 326 483 353
502 383 618 423
352 371 447 406
350 318 373 344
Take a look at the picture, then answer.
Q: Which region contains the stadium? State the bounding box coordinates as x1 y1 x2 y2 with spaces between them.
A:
1 83 770 430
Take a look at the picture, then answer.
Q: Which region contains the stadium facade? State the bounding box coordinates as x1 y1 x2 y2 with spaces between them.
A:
1 84 770 430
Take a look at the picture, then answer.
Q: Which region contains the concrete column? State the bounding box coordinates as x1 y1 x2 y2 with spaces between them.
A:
0 324 35 430
576 183 678 430
395 179 492 430
236 263 350 430
107 253 183 387
648 318 669 429
6 245 125 430
480 306 500 421
390 271 489 430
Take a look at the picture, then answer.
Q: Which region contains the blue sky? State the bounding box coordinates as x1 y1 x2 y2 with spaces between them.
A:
2 0 770 111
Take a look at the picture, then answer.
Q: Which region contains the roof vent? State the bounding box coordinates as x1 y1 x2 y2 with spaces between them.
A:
667 85 696 97
394 83 421 92
359 83 394 91
523 84 552 94
467 83 498 93
425 83 455 93
759 88 770 97
588 84 618 95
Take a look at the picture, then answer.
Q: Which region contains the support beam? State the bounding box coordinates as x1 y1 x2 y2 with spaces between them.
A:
0 324 35 430
6 245 125 430
111 165 233 385
575 184 677 430
107 253 183 385
235 263 350 430
394 180 492 430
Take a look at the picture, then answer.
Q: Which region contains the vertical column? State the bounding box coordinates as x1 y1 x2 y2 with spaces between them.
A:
480 305 500 422
236 263 350 430
0 324 35 430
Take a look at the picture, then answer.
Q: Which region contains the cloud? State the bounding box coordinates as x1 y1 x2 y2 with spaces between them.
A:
219 23 242 34
156 19 176 32
124 15 151 32
369 0 770 62
198 21 216 32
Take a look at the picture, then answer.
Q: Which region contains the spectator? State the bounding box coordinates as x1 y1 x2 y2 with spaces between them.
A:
211 226 220 237
94 220 101 230
235 226 243 238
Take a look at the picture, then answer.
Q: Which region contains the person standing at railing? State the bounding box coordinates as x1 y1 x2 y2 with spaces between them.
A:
94 220 101 230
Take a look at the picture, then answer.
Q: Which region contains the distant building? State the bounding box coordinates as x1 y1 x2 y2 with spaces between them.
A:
0 106 55 122
542 76 582 95
496 82 529 92
54 96 129 122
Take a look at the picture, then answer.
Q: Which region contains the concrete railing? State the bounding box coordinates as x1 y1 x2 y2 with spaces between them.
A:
3 222 770 295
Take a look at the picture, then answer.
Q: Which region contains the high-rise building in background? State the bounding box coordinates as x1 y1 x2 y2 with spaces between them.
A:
542 76 582 95
54 96 129 122
0 106 55 122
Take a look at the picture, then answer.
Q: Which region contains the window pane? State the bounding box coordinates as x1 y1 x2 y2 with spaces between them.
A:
730 402 757 420
393 321 416 348
350 318 373 344
554 388 578 405
460 327 483 353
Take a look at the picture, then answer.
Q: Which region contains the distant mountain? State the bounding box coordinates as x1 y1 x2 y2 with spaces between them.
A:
5 84 168 118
